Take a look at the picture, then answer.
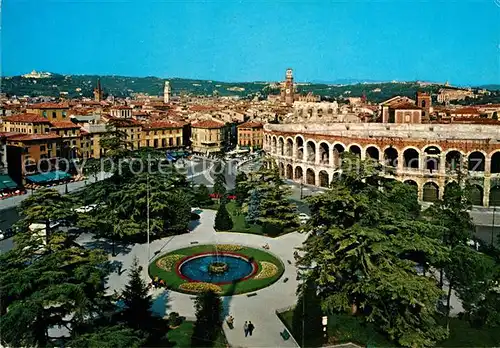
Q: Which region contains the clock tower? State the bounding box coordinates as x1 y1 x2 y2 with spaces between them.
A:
280 68 295 105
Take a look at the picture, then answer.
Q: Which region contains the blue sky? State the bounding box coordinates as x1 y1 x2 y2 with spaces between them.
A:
1 0 499 85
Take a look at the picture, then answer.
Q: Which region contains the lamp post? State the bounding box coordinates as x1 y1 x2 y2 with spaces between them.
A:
147 173 150 266
322 316 328 342
492 205 497 246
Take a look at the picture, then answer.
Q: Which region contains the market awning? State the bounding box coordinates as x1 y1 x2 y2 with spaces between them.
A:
0 174 18 190
26 171 72 184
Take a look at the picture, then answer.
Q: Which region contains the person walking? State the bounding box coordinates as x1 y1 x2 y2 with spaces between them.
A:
247 321 255 336
244 321 249 337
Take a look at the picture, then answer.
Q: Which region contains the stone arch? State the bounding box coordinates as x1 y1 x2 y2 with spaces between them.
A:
286 137 293 157
403 179 419 193
286 164 293 179
365 145 380 161
272 136 277 154
294 166 303 181
491 151 500 174
333 143 345 153
295 136 304 160
423 145 441 172
446 150 463 172
468 151 486 172
403 148 420 169
348 144 362 157
319 142 330 164
470 184 484 206
279 162 285 177
422 181 439 202
278 137 285 156
306 140 316 163
318 170 329 187
490 184 500 207
306 168 315 185
384 147 399 168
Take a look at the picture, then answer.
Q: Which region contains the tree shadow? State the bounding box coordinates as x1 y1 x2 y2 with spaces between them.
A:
221 278 241 323
188 219 201 231
80 238 133 256
151 289 171 318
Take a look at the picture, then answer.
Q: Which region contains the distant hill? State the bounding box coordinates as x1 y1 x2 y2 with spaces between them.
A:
479 84 500 91
0 73 497 104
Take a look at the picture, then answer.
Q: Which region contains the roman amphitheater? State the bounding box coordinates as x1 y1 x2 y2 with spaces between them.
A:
263 123 500 207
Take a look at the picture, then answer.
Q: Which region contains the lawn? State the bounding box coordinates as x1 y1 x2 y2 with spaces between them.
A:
149 244 285 295
278 309 500 347
226 201 264 235
168 321 227 348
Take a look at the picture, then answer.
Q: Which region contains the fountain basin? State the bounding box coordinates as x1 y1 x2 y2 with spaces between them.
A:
176 252 258 285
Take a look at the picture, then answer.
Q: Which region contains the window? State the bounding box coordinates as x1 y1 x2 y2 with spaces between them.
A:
62 111 67 118
64 130 68 136
52 112 57 118
72 140 76 146
34 129 38 134
43 111 47 117
45 128 49 133
40 145 46 151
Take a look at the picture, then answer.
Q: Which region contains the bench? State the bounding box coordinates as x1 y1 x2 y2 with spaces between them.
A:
190 241 199 245
247 293 257 297
280 329 290 340
283 277 289 283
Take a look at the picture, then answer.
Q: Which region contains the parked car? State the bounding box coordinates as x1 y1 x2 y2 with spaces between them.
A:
298 213 311 224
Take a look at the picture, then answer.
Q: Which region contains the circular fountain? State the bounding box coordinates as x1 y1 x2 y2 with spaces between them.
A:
177 253 257 284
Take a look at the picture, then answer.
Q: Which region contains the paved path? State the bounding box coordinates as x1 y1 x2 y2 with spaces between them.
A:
76 209 305 348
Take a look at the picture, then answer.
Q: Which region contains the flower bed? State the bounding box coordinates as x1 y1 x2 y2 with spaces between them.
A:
156 254 185 272
179 282 223 293
215 244 243 252
254 261 278 279
149 244 285 295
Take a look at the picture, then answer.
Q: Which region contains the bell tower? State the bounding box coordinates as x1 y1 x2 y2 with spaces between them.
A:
93 78 103 102
280 68 295 105
164 81 171 103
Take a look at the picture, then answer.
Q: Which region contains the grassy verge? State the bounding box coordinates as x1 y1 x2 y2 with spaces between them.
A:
149 244 285 295
168 321 227 348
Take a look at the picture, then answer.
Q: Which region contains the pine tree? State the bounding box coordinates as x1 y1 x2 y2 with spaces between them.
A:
212 161 227 198
234 171 249 206
121 257 153 331
214 202 233 231
191 290 223 348
195 183 213 206
245 189 261 225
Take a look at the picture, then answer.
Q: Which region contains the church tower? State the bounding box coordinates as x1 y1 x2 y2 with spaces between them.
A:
93 78 103 102
164 81 171 103
280 68 295 105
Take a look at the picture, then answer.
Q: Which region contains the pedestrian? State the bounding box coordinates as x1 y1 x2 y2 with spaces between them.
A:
244 321 249 337
247 321 255 336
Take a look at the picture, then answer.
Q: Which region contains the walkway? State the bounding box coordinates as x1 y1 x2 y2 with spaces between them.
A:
76 209 305 348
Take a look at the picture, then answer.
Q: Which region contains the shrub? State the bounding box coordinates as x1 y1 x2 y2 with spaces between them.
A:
156 254 185 272
179 282 223 294
254 261 278 279
168 312 183 327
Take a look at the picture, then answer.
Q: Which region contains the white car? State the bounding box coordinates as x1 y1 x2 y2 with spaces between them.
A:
0 230 4 240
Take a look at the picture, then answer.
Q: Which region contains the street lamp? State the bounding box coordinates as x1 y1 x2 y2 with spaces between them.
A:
322 316 328 341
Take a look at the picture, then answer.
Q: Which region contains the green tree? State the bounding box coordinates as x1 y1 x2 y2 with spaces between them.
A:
121 257 154 332
292 279 324 346
0 233 109 347
100 124 130 163
68 325 146 348
214 202 233 231
191 290 223 348
299 154 448 347
18 188 77 245
161 192 191 235
234 171 249 206
195 183 213 206
212 161 227 198
245 189 261 226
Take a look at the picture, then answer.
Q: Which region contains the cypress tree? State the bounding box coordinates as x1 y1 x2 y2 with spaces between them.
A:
214 202 233 231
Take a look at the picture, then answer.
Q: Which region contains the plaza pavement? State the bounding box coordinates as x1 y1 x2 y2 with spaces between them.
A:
76 209 306 348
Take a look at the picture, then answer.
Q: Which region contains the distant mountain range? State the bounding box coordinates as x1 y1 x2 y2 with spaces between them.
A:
1 73 498 103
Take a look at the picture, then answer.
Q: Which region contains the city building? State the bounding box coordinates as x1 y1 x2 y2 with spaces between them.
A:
280 68 296 105
94 79 103 102
26 103 70 121
110 105 133 118
141 121 184 148
191 120 226 154
264 123 500 207
237 121 263 149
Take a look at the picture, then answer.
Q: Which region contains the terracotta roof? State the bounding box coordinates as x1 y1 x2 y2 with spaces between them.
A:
144 121 185 129
28 103 69 109
191 120 225 129
108 118 141 127
111 105 132 110
4 113 51 123
190 105 218 112
391 102 421 110
452 107 480 114
238 121 263 128
0 132 22 139
8 133 61 142
50 121 80 129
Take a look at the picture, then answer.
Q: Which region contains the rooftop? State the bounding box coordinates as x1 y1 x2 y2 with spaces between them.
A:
191 120 225 129
28 102 69 109
4 113 51 123
238 121 263 128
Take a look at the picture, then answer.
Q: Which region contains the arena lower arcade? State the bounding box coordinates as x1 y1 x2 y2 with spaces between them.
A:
263 123 500 207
